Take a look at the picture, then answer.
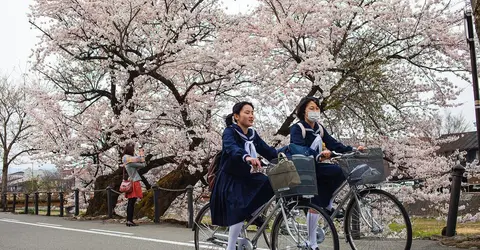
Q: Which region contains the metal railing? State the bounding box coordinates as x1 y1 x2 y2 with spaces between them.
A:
1 184 195 228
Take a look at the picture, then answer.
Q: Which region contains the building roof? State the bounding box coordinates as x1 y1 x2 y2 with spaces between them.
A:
438 131 477 153
9 171 25 175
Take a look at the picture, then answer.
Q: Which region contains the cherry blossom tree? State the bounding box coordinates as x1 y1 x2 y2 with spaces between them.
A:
231 0 475 221
29 0 474 220
29 0 252 217
230 0 469 140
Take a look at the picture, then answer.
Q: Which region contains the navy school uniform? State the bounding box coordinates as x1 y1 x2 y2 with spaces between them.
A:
290 120 353 207
210 124 278 227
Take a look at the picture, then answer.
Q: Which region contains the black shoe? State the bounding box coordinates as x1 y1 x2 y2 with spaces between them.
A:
126 221 138 227
247 215 266 228
325 208 344 219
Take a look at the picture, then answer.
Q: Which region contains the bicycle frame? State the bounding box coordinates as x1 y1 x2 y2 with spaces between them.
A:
327 178 385 235
209 194 307 249
209 195 278 248
328 180 352 219
328 151 381 221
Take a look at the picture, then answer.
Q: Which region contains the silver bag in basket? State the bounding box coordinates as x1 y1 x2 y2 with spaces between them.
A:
267 153 301 191
337 148 387 184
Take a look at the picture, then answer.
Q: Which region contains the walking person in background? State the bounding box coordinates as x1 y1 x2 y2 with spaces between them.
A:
122 142 145 227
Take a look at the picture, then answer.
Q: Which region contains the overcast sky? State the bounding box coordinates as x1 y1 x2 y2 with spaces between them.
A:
0 0 476 172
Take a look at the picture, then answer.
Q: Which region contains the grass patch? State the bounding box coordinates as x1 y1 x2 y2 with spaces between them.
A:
13 208 62 216
410 218 480 238
389 222 407 233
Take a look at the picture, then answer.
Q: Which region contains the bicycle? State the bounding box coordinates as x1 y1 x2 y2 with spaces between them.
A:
326 148 413 250
193 155 340 250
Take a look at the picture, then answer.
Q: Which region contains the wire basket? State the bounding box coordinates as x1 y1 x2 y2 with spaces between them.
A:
267 155 318 198
335 148 387 185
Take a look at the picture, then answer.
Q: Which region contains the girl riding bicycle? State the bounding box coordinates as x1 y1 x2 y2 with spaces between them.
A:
290 96 364 250
210 101 278 250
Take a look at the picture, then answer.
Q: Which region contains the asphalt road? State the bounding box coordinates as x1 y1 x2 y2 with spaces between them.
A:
0 212 459 250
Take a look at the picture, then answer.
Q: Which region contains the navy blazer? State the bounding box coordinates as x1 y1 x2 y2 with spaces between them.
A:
290 120 353 160
221 125 277 177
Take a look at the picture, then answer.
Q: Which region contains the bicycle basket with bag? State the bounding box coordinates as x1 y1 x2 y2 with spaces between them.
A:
336 148 387 185
267 154 317 198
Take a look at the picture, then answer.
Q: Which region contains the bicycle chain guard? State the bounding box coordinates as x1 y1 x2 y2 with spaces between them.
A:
237 238 254 250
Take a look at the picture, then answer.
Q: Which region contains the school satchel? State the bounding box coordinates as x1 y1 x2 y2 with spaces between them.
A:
268 153 301 191
207 151 222 192
119 166 133 193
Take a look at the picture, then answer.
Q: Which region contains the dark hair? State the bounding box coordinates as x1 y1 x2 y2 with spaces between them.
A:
296 97 321 121
123 142 135 156
225 101 254 126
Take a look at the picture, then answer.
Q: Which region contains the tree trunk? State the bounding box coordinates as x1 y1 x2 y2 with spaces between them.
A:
85 168 123 216
134 164 206 219
1 162 7 200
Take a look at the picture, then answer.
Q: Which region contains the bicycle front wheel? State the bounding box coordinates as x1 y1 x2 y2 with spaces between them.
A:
194 202 229 250
194 202 271 249
270 200 339 250
344 188 412 250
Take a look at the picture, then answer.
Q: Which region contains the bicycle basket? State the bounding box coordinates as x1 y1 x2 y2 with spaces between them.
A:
336 148 387 185
267 154 318 198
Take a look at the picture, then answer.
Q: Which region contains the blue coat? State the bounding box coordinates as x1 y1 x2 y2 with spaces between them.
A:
210 125 277 226
290 120 352 156
290 120 352 207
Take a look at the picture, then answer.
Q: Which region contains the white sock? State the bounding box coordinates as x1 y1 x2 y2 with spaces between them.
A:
227 222 243 250
307 212 320 249
326 199 333 211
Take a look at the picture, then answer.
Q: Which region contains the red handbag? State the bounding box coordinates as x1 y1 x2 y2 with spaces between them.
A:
119 167 133 193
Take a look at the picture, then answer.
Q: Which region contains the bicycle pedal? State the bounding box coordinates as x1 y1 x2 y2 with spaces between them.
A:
237 238 253 250
334 217 344 222
317 228 325 244
206 237 215 242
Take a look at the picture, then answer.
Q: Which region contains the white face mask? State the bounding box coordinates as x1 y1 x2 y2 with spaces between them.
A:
307 111 321 123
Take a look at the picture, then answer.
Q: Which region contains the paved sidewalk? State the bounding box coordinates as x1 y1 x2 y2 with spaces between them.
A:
0 212 460 249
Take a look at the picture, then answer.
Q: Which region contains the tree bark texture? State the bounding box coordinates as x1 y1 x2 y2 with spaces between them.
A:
134 163 206 219
84 168 123 216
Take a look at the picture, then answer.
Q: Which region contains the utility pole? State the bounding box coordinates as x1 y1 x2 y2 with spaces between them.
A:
465 9 480 160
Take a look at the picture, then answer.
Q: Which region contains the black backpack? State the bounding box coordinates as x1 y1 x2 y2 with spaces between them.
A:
207 151 222 192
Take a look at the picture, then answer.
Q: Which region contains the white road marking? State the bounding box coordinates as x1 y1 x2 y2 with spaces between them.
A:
0 218 269 250
0 219 194 247
189 240 269 250
37 222 63 227
89 228 133 235
0 218 19 222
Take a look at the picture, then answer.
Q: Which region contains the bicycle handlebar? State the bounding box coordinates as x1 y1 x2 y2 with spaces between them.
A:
330 148 368 159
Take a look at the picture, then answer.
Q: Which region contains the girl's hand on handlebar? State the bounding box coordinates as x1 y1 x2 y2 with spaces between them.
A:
246 156 261 170
320 150 332 159
357 146 366 152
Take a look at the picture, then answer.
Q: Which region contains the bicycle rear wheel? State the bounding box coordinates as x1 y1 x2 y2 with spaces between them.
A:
193 202 271 249
270 200 339 250
344 188 412 250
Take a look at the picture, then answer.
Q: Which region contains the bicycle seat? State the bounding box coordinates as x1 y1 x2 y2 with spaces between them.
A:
347 164 381 185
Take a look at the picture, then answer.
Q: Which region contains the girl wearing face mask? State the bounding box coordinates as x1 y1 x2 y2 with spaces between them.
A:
210 101 278 250
290 97 364 250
